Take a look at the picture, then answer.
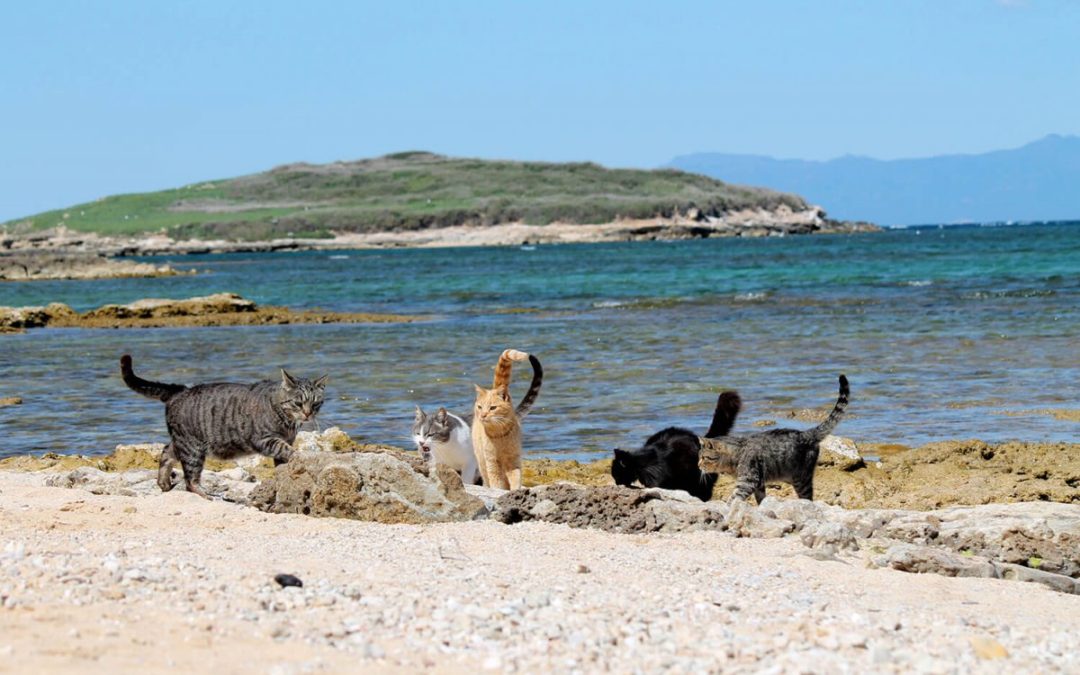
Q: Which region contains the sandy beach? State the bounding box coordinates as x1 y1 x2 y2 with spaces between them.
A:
1 434 1078 674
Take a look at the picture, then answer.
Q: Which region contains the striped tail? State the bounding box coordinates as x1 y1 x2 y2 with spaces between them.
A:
514 354 543 418
492 349 529 389
705 391 742 438
120 355 186 402
802 374 849 442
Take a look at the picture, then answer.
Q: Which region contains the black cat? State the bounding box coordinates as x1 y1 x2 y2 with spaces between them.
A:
610 391 741 501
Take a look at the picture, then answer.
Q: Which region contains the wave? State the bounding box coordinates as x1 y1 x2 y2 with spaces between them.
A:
734 291 769 301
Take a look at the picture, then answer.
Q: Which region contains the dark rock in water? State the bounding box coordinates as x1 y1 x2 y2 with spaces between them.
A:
250 450 487 524
274 573 303 588
492 483 728 534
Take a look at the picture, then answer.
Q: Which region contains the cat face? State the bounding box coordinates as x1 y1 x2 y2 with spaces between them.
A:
610 448 638 487
412 406 453 461
278 369 328 423
474 384 514 432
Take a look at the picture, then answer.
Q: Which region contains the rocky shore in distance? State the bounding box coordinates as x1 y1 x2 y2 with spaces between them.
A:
0 292 421 333
0 250 183 281
1 208 880 257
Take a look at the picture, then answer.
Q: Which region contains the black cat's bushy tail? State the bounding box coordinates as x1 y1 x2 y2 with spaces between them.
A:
705 391 741 438
803 374 849 442
515 354 544 418
120 355 186 402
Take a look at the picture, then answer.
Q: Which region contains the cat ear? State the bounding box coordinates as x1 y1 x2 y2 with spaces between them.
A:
313 375 329 390
414 405 424 422
280 369 298 390
474 384 485 396
613 448 629 460
435 407 448 422
495 384 510 401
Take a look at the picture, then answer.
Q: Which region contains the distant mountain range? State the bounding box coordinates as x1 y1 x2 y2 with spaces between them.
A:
668 134 1080 226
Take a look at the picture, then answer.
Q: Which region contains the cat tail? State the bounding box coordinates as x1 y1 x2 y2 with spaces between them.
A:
120 355 186 402
515 354 544 418
705 391 741 438
802 374 849 442
492 349 530 389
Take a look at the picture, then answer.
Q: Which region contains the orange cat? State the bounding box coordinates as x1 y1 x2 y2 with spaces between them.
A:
471 349 538 490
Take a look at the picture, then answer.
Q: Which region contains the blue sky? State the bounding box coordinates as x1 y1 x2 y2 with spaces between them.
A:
2 0 1078 221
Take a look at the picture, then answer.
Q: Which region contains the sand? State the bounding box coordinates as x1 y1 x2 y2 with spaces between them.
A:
1 470 1077 674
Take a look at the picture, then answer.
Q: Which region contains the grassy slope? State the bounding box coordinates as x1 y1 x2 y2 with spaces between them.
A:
4 152 808 241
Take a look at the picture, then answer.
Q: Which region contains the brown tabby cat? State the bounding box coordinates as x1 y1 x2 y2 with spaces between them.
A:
471 349 539 490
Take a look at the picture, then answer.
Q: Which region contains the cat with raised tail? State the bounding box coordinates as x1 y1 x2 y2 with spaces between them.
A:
610 391 742 501
413 350 543 486
120 355 327 498
471 349 542 490
701 374 850 503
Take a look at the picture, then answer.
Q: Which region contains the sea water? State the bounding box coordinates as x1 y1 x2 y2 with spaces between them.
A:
1 223 1077 459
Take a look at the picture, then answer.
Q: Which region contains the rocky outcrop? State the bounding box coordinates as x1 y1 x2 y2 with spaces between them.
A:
249 451 487 524
43 465 258 503
490 482 1080 594
0 251 180 281
493 483 727 533
0 293 419 332
82 293 256 320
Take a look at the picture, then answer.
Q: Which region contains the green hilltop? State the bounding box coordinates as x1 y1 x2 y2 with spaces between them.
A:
4 152 809 241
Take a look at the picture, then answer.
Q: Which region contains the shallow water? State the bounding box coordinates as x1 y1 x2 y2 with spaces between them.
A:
1 224 1077 460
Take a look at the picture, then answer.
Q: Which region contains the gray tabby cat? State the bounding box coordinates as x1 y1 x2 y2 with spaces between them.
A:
120 354 327 498
699 374 849 503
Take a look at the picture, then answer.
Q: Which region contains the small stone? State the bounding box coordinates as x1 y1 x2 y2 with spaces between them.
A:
871 647 893 664
576 564 591 574
970 636 1009 660
274 573 303 588
122 568 147 582
101 588 126 601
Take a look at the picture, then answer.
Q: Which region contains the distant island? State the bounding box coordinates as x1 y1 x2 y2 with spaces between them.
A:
0 152 877 255
669 134 1080 226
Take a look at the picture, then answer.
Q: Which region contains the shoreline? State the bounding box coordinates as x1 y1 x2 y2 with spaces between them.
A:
1 210 880 258
1 434 1077 672
3 434 1076 511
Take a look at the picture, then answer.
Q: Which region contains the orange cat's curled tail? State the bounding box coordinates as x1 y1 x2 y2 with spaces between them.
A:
492 349 544 417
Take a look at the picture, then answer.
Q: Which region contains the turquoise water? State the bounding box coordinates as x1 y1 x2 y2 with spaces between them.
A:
1 223 1077 460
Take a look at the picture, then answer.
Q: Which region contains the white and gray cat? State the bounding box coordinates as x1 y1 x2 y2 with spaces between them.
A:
412 354 543 485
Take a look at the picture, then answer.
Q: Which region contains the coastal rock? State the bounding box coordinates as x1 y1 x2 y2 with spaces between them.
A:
725 499 796 538
0 397 22 407
81 293 256 320
488 483 1080 593
0 250 179 281
249 450 486 524
492 483 728 534
0 303 76 330
464 484 508 513
1 293 418 331
878 502 1080 578
819 435 865 471
293 427 355 453
43 466 257 503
